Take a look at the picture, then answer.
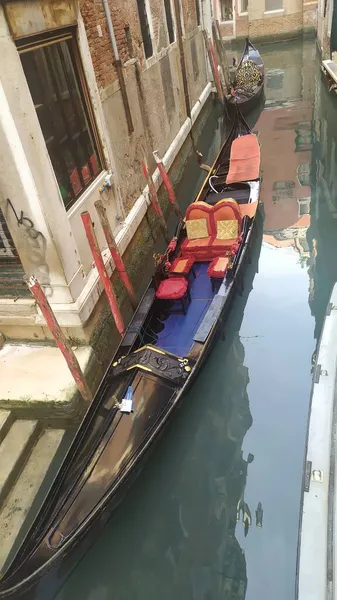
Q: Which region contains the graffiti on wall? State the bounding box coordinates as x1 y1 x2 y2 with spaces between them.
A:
6 199 52 296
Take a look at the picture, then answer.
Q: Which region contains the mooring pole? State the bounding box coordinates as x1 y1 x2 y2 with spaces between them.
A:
94 199 137 310
142 161 170 243
152 151 183 220
81 211 125 335
27 276 93 403
202 30 224 106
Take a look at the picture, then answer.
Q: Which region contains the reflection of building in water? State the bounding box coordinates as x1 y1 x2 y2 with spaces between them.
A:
307 73 337 342
256 103 313 257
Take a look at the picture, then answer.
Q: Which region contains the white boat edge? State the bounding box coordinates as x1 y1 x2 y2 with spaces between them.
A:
297 283 337 600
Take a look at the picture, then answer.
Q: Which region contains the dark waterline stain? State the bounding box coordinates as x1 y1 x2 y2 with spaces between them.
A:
55 38 337 600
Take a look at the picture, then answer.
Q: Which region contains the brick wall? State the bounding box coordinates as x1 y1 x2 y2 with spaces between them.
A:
249 12 303 40
80 0 145 90
180 0 199 33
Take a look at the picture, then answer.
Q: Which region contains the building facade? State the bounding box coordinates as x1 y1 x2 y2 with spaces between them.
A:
0 0 213 348
216 0 317 41
317 0 337 58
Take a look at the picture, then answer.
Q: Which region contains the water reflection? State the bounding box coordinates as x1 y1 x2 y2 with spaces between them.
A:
307 69 337 343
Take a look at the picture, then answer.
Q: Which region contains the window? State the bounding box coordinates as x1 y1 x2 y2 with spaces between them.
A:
18 31 102 211
240 0 248 12
298 198 311 217
137 0 153 58
221 0 233 21
265 0 283 10
164 0 175 44
195 0 201 25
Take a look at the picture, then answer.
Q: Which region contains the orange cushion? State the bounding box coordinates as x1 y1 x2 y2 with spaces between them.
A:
169 257 194 274
211 237 237 248
182 237 212 250
208 257 229 278
185 218 209 240
226 134 260 184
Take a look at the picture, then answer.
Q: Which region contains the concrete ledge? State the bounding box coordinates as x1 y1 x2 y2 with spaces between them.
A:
0 344 102 421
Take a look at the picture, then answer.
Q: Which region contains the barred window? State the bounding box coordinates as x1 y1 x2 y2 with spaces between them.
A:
137 0 153 58
18 30 102 211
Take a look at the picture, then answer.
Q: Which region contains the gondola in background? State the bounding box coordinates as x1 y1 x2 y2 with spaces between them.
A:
225 38 265 116
0 108 262 600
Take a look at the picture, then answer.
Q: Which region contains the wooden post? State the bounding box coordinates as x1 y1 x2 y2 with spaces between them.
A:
27 276 93 403
142 161 170 243
152 151 183 220
81 211 125 335
214 20 230 92
202 30 224 106
94 199 137 311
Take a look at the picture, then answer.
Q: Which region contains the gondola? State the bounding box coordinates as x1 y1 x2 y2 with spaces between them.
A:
0 109 261 599
225 38 264 116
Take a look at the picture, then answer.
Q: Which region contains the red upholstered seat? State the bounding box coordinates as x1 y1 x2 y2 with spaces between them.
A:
181 199 243 261
155 277 188 300
226 134 260 184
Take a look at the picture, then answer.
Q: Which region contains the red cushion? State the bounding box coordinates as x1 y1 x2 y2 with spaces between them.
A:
156 277 188 300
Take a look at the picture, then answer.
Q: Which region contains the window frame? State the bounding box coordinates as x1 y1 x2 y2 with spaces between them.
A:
164 0 176 45
239 0 248 15
16 28 105 211
220 0 234 23
264 0 283 13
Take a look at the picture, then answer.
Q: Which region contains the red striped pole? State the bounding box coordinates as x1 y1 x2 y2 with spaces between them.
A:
152 151 183 220
142 161 170 243
94 199 137 311
81 211 125 335
27 276 93 403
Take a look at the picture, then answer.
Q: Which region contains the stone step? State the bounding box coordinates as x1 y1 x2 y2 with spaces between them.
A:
0 428 67 574
0 410 14 444
0 420 40 508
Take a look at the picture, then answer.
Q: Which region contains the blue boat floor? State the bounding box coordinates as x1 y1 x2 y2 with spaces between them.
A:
155 263 216 357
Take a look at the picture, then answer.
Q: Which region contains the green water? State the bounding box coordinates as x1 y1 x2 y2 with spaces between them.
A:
55 38 337 600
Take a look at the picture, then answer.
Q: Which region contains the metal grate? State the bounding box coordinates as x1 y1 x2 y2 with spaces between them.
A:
0 208 29 299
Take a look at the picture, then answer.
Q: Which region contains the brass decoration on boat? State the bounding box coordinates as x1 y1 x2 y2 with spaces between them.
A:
236 59 261 92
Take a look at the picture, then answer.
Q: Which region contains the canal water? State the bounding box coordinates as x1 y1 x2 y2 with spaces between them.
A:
55 38 337 600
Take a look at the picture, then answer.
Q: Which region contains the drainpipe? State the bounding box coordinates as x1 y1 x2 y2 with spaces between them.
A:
102 0 134 135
